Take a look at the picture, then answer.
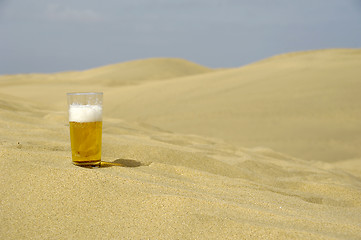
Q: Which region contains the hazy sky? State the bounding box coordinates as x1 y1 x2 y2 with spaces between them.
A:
1 0 361 74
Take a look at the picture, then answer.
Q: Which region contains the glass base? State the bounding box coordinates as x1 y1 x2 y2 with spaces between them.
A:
72 160 101 168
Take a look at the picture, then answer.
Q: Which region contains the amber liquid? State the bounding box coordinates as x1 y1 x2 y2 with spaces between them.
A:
69 121 102 166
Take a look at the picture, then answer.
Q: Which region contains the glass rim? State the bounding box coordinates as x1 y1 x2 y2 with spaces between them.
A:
67 92 103 96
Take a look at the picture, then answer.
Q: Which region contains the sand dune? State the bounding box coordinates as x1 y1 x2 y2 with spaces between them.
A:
82 57 213 85
1 49 361 239
103 49 361 162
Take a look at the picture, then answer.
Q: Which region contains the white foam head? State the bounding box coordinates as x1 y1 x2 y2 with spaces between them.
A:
69 104 102 122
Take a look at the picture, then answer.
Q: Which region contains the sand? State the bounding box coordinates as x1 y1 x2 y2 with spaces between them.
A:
1 50 361 239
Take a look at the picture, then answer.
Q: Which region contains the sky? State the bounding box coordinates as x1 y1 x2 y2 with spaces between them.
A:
1 0 361 74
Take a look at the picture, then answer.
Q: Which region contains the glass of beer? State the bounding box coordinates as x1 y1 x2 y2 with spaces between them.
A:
67 92 103 167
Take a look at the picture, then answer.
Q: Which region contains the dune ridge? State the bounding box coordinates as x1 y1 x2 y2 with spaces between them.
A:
0 58 212 86
1 49 361 239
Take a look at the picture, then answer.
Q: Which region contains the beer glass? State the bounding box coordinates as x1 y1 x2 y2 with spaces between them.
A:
67 92 103 167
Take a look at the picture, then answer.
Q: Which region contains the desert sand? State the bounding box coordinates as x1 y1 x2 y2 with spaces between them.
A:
1 49 361 239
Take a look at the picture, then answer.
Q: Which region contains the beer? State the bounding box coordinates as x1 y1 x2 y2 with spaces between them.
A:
69 121 102 166
68 102 102 167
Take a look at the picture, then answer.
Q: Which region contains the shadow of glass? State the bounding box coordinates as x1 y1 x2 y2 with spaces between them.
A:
100 158 147 168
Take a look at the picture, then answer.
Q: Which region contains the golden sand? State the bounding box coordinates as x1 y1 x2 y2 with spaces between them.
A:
1 50 361 239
